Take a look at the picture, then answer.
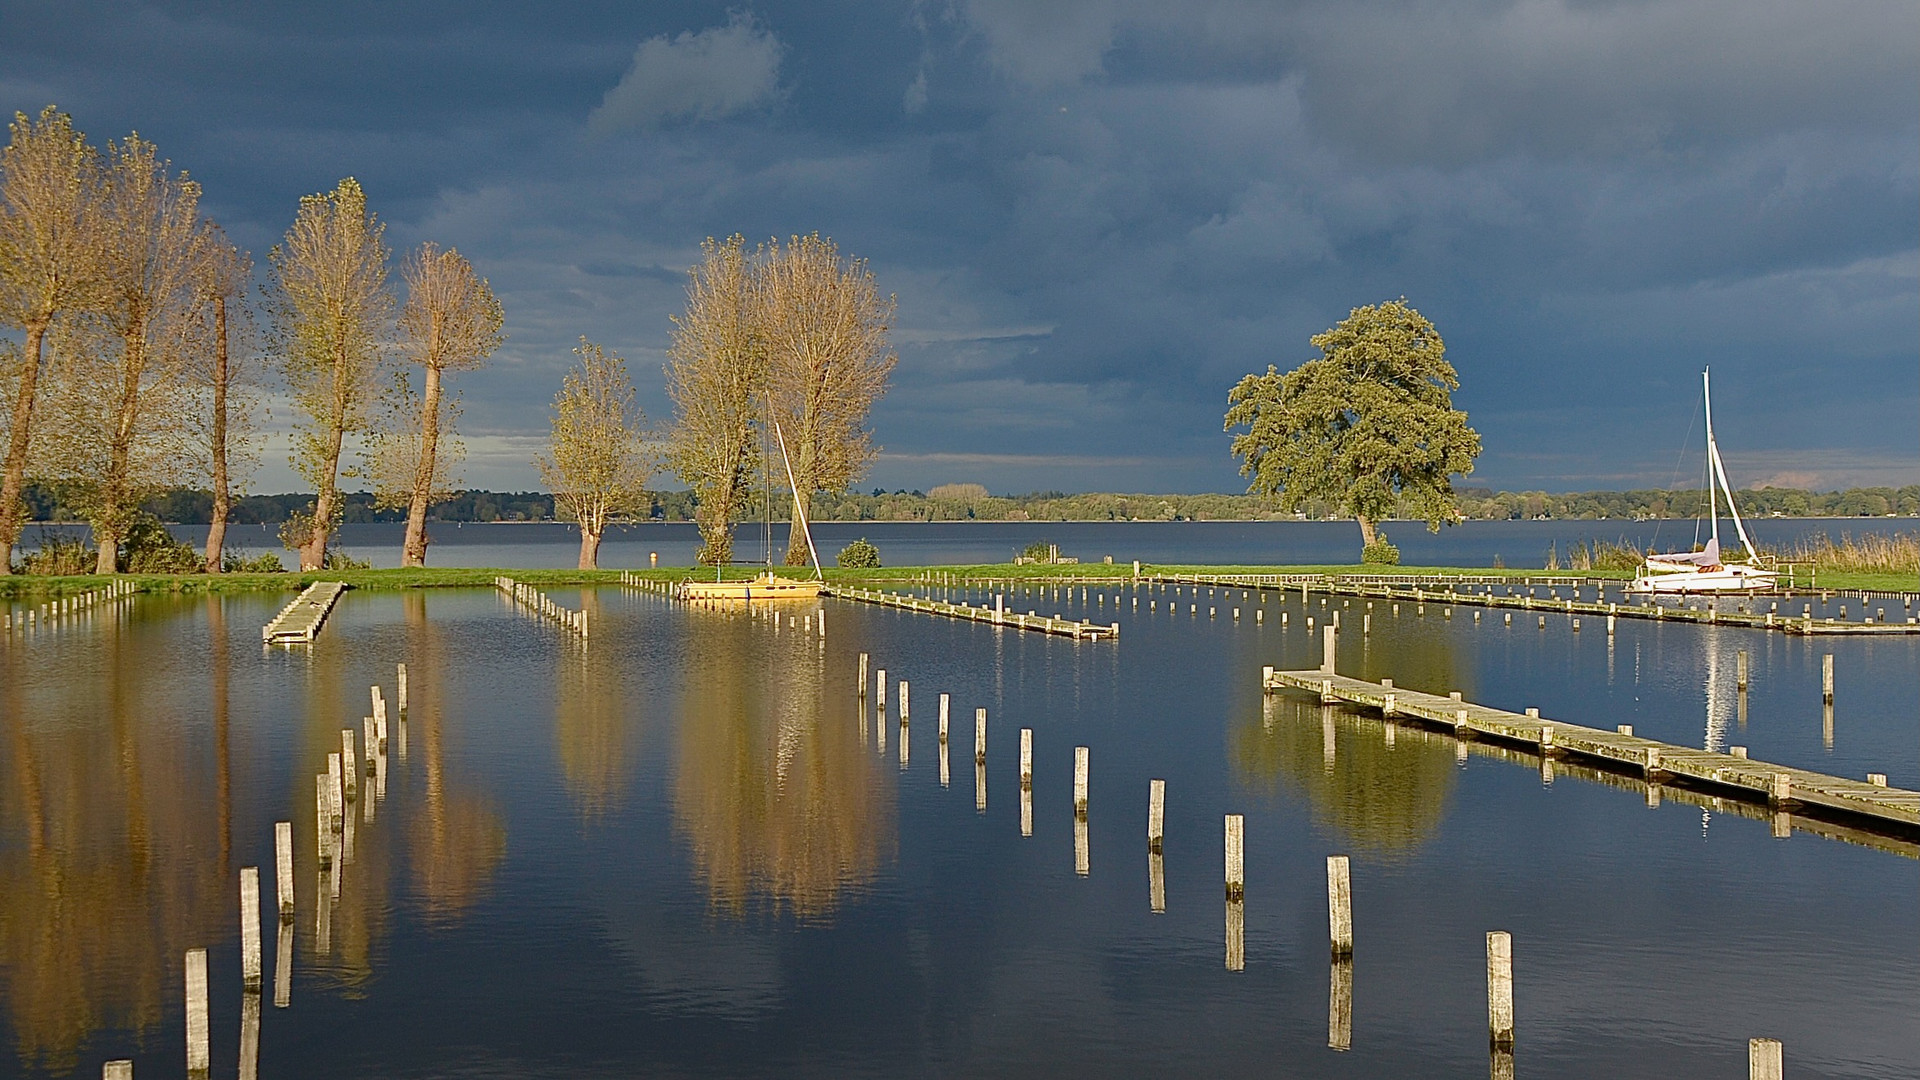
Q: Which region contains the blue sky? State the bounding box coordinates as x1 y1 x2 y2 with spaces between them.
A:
3 1 1915 493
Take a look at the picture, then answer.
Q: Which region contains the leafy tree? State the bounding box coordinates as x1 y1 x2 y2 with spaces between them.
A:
665 235 762 566
537 338 653 569
1225 299 1479 555
191 227 258 572
268 177 392 571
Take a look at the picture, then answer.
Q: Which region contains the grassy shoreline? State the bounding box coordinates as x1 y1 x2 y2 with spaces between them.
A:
2 562 1913 599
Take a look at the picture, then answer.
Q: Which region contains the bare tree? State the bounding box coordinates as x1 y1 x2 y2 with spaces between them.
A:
665 235 762 566
79 134 207 574
760 234 895 565
537 338 652 569
373 243 502 566
194 228 254 572
268 178 392 571
0 106 103 574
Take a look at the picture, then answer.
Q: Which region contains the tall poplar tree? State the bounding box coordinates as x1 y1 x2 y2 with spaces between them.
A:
537 338 652 569
0 107 102 574
269 178 391 571
665 235 762 566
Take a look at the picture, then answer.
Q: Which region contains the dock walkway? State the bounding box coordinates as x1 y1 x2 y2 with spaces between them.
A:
1161 572 1920 636
826 585 1119 641
1264 665 1919 835
262 581 346 643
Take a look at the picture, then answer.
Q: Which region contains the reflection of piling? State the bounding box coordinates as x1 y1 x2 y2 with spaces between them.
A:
1225 897 1245 972
1147 779 1165 850
1020 785 1033 837
1329 957 1353 1051
185 948 210 1075
1074 812 1089 875
274 822 293 920
1327 855 1353 957
975 760 987 812
1019 729 1033 787
1149 849 1166 912
1224 815 1245 899
240 988 261 1080
1748 1038 1783 1080
240 867 262 990
274 921 292 1008
1486 931 1515 1049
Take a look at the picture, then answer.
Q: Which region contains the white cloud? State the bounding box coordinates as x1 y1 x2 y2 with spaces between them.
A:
587 14 784 135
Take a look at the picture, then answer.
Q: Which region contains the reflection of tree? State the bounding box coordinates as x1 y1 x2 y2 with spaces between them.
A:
404 591 505 919
1232 693 1456 856
0 600 224 1072
673 615 891 920
556 590 632 817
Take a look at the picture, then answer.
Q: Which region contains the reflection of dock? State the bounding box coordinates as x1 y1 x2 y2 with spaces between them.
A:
1265 666 1920 839
262 581 347 643
1164 572 1920 635
826 585 1119 640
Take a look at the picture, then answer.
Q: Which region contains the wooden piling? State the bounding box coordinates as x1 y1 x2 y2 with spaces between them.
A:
185 947 209 1074
1019 729 1033 786
240 867 262 990
340 729 357 799
1822 654 1833 702
1322 624 1337 673
103 1061 132 1079
974 708 988 764
1327 855 1353 956
274 822 293 920
314 775 331 866
397 663 408 713
1073 746 1089 813
858 653 868 697
1748 1038 1782 1080
877 669 887 708
1737 650 1749 690
899 680 910 724
938 694 950 742
1486 930 1514 1048
1224 814 1245 899
1147 779 1165 850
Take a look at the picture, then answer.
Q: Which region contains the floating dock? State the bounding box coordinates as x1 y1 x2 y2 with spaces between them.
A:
1264 665 1919 836
826 585 1119 641
1161 572 1920 636
262 581 347 643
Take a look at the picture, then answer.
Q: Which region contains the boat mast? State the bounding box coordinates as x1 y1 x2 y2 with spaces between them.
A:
1703 369 1759 561
772 418 825 580
1702 369 1720 551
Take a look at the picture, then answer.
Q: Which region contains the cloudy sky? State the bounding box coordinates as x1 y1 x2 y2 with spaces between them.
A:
4 1 1915 494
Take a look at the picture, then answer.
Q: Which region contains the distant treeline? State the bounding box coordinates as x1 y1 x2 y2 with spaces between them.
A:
18 483 1918 526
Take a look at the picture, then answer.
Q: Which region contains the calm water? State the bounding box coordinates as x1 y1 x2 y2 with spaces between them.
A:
19 516 1917 570
1 581 1916 1078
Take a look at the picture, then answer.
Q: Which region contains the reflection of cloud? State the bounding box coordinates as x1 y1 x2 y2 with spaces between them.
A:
588 15 784 134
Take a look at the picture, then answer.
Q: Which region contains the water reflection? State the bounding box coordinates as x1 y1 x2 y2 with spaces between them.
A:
404 593 506 922
1233 693 1457 855
671 613 892 920
556 591 634 817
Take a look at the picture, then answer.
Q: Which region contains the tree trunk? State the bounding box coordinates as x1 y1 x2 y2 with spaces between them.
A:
97 323 148 576
0 320 49 575
1356 514 1378 550
204 296 230 573
784 488 811 566
302 348 350 572
402 362 442 567
578 525 602 569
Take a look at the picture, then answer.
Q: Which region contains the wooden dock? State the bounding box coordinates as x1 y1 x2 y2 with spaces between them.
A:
262 581 347 643
826 585 1119 641
1161 572 1920 636
1264 665 1919 836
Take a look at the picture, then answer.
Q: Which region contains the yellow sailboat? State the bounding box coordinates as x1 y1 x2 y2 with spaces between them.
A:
676 418 825 602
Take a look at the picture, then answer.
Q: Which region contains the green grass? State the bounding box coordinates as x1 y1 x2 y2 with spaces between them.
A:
2 561 1911 601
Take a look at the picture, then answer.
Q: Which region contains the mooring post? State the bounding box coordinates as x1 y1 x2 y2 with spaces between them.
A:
240 866 262 990
858 653 868 697
397 663 408 713
1748 1038 1783 1080
185 948 210 1075
1822 654 1833 703
1019 729 1033 787
876 669 887 708
1224 814 1245 899
326 754 342 825
938 694 950 742
899 681 910 724
1147 779 1165 850
314 776 330 867
1322 624 1337 674
1327 855 1353 956
1073 746 1089 814
340 730 357 799
103 1061 132 1079
274 821 293 920
1487 931 1514 1048
1737 650 1749 690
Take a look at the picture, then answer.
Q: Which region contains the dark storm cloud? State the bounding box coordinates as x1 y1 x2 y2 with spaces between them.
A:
2 0 1913 492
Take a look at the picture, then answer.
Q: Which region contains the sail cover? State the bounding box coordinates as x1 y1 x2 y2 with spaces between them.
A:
1647 537 1720 568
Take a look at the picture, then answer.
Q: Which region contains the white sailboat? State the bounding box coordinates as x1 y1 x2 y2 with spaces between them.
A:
1628 369 1778 595
676 417 825 602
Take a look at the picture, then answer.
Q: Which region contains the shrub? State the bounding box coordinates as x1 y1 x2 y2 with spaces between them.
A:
223 550 285 573
324 549 371 571
837 538 881 568
120 513 203 574
17 531 90 575
1361 536 1400 565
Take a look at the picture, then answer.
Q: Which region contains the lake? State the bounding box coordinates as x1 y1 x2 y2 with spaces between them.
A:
27 515 1914 569
1 578 1915 1077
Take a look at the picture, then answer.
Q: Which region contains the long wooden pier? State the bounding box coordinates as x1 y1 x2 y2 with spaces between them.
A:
1160 572 1920 636
263 581 347 643
826 585 1119 641
1264 665 1919 835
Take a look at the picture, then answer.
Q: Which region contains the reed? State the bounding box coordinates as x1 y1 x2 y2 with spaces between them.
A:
1769 532 1920 576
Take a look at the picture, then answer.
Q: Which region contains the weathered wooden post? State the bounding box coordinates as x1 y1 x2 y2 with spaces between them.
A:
314 775 331 867
899 681 910 724
1822 654 1833 703
1737 650 1749 690
1073 746 1089 814
858 653 868 697
103 1060 132 1079
240 867 262 990
1487 931 1514 1048
1224 815 1245 899
185 948 210 1075
1322 624 1337 674
1327 855 1353 957
274 822 293 920
1147 779 1165 850
876 669 887 708
340 729 357 800
397 663 408 713
938 694 950 743
974 708 988 764
1748 1038 1783 1080
326 755 342 827
1018 729 1033 787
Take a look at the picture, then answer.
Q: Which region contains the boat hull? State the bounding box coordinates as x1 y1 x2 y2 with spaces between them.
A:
676 575 824 602
1627 565 1778 594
